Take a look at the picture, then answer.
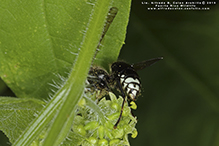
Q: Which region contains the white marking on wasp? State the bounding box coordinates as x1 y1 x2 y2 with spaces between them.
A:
132 90 137 96
120 74 126 84
129 93 135 100
125 77 140 84
126 87 131 93
98 74 105 79
123 82 128 88
128 83 140 91
128 90 138 100
122 77 140 100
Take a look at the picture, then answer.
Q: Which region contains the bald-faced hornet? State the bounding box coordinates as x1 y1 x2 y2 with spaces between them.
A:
86 6 163 129
87 57 163 128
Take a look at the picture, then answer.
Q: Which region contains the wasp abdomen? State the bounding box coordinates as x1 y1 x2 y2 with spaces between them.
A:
120 75 141 101
111 62 142 101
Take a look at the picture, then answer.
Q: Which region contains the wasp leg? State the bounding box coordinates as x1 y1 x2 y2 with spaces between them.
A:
114 95 126 129
114 79 126 129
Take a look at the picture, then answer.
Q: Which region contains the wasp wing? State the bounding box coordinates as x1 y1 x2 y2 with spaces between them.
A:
132 57 163 71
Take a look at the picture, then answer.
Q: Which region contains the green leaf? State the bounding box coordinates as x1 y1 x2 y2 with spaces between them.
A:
42 1 116 145
0 0 132 145
93 1 132 69
0 0 131 100
0 97 45 143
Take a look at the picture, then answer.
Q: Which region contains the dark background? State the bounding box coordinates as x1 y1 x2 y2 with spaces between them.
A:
123 1 219 146
1 0 219 146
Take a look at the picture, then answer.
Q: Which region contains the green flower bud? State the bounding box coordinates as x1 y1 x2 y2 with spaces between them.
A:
98 138 108 146
98 125 105 139
112 128 124 139
122 105 130 117
105 129 113 139
130 101 137 110
104 121 114 129
84 121 99 130
107 112 120 121
131 129 138 138
78 98 86 107
109 139 120 146
109 92 117 101
111 102 119 111
74 115 84 125
76 124 86 136
88 136 98 144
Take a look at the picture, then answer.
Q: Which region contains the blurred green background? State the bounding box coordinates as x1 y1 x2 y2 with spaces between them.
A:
123 1 219 146
1 0 219 146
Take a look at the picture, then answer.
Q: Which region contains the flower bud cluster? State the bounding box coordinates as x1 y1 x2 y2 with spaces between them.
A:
73 92 138 145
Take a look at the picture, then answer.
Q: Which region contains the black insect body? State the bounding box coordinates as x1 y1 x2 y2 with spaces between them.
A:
87 57 163 128
111 62 141 101
87 67 111 98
